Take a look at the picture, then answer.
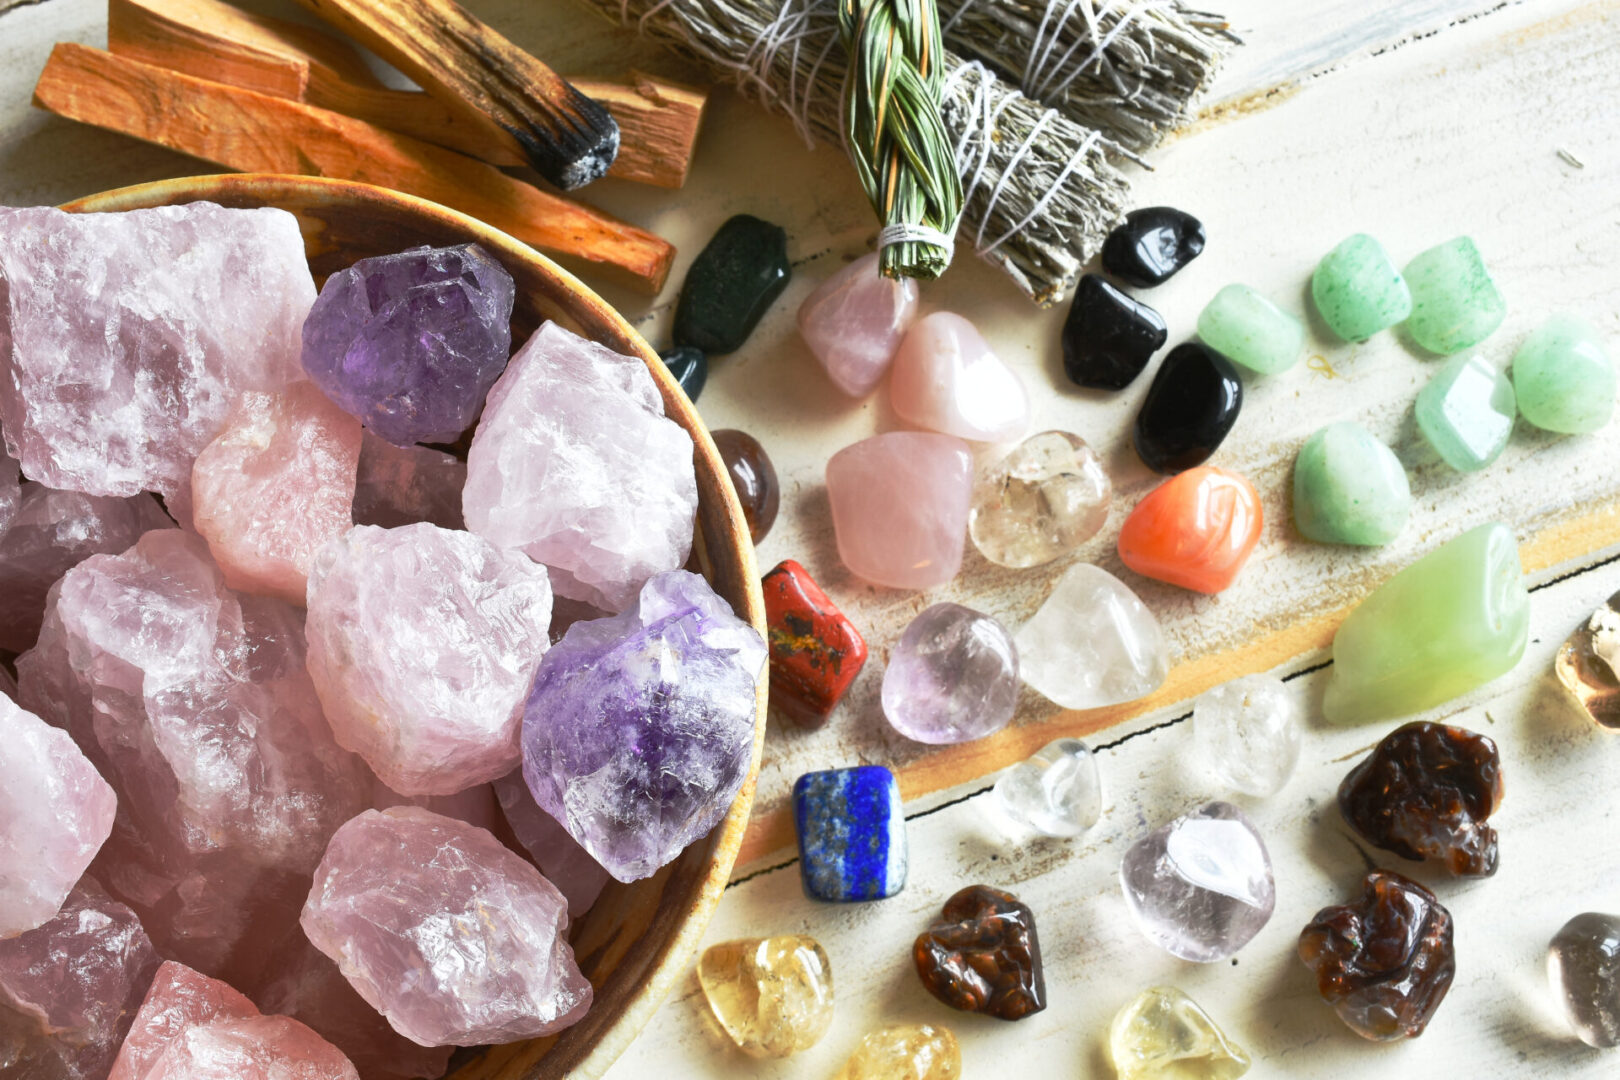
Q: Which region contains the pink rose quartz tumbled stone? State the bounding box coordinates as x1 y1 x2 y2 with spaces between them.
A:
494 770 611 918
301 807 592 1046
890 312 1030 443
191 381 361 605
352 429 466 530
797 252 920 397
826 431 974 589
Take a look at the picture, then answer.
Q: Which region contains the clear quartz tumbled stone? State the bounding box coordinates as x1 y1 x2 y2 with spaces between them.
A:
1191 675 1302 797
1548 912 1620 1048
697 935 834 1058
1016 564 1169 710
969 431 1111 569
992 738 1102 837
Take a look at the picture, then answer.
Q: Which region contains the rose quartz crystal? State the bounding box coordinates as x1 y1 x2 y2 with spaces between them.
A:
305 523 553 795
352 429 466 530
0 694 117 937
17 530 369 985
463 321 697 612
372 778 502 834
301 807 592 1046
0 203 313 496
0 443 19 535
797 252 920 397
110 961 259 1080
192 382 361 605
494 770 610 917
0 877 161 1080
890 312 1030 443
825 432 974 589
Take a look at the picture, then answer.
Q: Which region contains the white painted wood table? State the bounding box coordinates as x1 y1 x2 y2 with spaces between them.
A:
4 0 1619 1075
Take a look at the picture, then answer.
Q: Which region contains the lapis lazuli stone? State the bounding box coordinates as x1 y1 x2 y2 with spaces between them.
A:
793 765 907 902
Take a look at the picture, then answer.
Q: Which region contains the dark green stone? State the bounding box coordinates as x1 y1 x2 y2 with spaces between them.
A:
660 346 708 401
673 215 790 354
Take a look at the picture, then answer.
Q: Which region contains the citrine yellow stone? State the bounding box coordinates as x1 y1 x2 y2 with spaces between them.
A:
696 935 833 1058
1109 987 1250 1080
835 1023 961 1080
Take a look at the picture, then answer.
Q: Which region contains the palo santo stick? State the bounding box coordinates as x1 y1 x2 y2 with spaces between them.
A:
106 0 706 187
33 43 673 292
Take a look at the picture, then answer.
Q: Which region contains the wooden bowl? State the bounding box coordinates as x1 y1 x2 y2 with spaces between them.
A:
61 174 766 1080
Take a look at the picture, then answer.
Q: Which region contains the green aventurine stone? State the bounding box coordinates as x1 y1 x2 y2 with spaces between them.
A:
1415 353 1516 471
1403 237 1506 354
674 214 791 355
1293 422 1410 546
1324 521 1530 724
1195 284 1304 374
1311 234 1412 342
1511 314 1616 434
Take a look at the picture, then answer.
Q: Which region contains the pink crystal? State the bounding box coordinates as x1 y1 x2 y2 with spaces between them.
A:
0 443 19 535
301 806 592 1046
0 203 314 496
797 252 919 397
494 770 610 917
191 382 360 604
890 312 1030 443
0 694 117 936
305 523 552 795
110 961 259 1080
353 429 466 531
372 778 502 834
825 431 974 590
463 321 697 612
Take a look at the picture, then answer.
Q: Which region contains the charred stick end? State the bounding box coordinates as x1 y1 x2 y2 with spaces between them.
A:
510 81 620 190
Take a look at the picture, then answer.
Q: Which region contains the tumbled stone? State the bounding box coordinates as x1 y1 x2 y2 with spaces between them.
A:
522 571 765 882
0 693 116 936
464 321 697 612
794 766 907 902
826 432 973 590
1192 675 1301 798
110 960 260 1080
1415 353 1517 471
1197 284 1304 374
301 243 514 446
1118 466 1262 594
762 559 868 729
351 429 465 530
835 1024 960 1080
660 345 708 402
1108 986 1250 1080
191 382 361 604
993 738 1103 837
798 252 919 397
0 877 160 1080
712 428 780 544
302 806 591 1045
881 603 1019 745
969 431 1111 569
0 203 313 496
1299 870 1455 1041
1120 801 1274 963
1061 274 1167 390
493 770 611 918
1133 343 1243 475
1511 314 1616 434
697 935 834 1058
1016 563 1169 710
305 523 552 795
674 214 791 354
1292 421 1410 546
1311 234 1412 342
1101 207 1206 288
1556 590 1620 729
914 885 1044 1021
1404 236 1507 355
1548 912 1620 1048
1323 522 1530 724
890 312 1030 443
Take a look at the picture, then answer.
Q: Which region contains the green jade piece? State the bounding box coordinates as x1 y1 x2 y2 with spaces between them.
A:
1311 234 1412 342
1323 522 1530 724
1511 314 1616 434
1403 237 1506 355
1196 284 1304 374
1415 354 1516 471
1293 422 1410 546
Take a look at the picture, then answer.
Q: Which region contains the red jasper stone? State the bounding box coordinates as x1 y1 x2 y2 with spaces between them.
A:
762 560 868 728
1117 465 1262 594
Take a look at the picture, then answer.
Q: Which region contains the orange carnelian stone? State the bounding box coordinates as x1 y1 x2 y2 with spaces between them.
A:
1117 466 1262 594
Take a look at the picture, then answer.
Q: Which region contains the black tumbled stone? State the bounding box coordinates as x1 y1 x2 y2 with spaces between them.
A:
673 214 791 354
1101 207 1206 288
1133 342 1242 474
1061 274 1167 390
660 345 708 401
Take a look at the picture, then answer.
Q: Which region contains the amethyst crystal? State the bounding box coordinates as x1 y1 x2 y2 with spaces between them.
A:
520 571 767 883
300 244 515 447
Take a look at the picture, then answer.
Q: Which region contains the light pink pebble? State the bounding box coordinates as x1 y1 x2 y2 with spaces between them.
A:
890 312 1030 443
797 252 919 397
825 431 974 590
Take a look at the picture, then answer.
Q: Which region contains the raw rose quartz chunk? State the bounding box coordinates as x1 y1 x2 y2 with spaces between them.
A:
890 312 1030 443
17 530 369 984
305 524 553 795
825 432 974 590
797 252 919 397
0 443 19 535
301 806 592 1046
192 382 361 604
0 877 161 1080
0 203 313 496
352 429 466 530
464 321 697 612
494 770 610 917
0 694 117 936
110 961 259 1080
